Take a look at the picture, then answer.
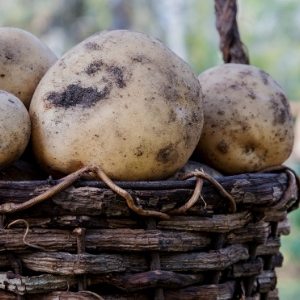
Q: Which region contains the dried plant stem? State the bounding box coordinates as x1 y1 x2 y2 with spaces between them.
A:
181 171 237 213
7 219 45 251
253 166 299 212
0 164 238 218
0 165 94 214
0 163 170 219
90 164 170 220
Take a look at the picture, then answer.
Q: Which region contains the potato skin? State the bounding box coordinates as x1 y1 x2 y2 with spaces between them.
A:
0 91 31 170
195 63 294 175
167 160 223 180
29 30 203 181
0 27 57 109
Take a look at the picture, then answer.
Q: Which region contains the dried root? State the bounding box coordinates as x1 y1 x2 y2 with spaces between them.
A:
180 170 237 213
90 164 170 220
0 165 94 213
255 165 299 212
168 177 203 215
7 219 45 251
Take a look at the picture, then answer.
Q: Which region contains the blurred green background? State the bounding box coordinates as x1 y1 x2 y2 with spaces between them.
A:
0 0 299 298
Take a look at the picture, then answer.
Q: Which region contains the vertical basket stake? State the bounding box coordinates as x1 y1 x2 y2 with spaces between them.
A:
210 233 224 284
214 0 253 297
146 217 164 300
0 214 5 229
2 214 24 300
74 227 87 291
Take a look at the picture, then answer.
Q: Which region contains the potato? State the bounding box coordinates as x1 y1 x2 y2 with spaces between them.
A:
0 90 31 170
0 27 58 108
167 160 223 180
29 30 203 181
195 63 294 175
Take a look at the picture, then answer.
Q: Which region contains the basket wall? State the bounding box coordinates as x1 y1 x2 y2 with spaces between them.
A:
0 171 297 299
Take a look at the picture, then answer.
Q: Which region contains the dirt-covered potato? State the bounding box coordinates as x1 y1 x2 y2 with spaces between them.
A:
195 63 294 175
167 160 223 180
0 27 57 108
0 90 31 170
29 30 203 181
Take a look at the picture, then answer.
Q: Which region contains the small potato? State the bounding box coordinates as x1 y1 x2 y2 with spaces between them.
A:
0 27 57 108
29 30 203 181
0 90 31 170
167 160 223 180
195 64 294 175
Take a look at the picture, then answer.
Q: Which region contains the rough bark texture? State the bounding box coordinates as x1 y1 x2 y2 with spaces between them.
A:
0 218 288 253
215 0 249 64
0 170 296 299
17 244 248 275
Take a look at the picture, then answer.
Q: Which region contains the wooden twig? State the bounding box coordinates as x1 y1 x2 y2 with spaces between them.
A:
215 0 249 64
0 165 94 213
254 165 300 212
0 164 170 219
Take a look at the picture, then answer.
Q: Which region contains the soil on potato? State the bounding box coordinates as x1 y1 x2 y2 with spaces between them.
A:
46 60 127 109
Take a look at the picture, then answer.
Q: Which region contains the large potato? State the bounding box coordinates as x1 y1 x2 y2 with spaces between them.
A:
0 27 58 108
195 63 294 175
0 90 31 170
29 30 203 181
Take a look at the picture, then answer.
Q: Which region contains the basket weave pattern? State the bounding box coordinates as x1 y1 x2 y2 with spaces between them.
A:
0 170 297 299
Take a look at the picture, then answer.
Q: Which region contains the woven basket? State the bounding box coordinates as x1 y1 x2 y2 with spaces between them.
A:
0 166 298 300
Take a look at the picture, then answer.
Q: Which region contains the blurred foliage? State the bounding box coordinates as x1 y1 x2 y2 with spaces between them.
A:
0 0 299 298
238 0 300 101
0 0 299 101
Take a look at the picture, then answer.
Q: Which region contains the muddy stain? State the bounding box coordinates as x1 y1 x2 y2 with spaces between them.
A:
85 60 126 88
85 42 101 51
107 65 126 88
242 144 255 155
156 144 178 164
46 84 110 108
131 55 152 64
217 140 229 154
269 98 287 125
85 61 104 75
247 90 256 99
259 70 269 85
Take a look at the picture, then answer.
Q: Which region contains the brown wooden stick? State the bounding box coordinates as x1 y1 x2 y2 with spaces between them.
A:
215 0 249 64
251 169 297 212
181 171 237 213
0 166 93 214
0 163 170 219
256 165 300 212
91 164 170 220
